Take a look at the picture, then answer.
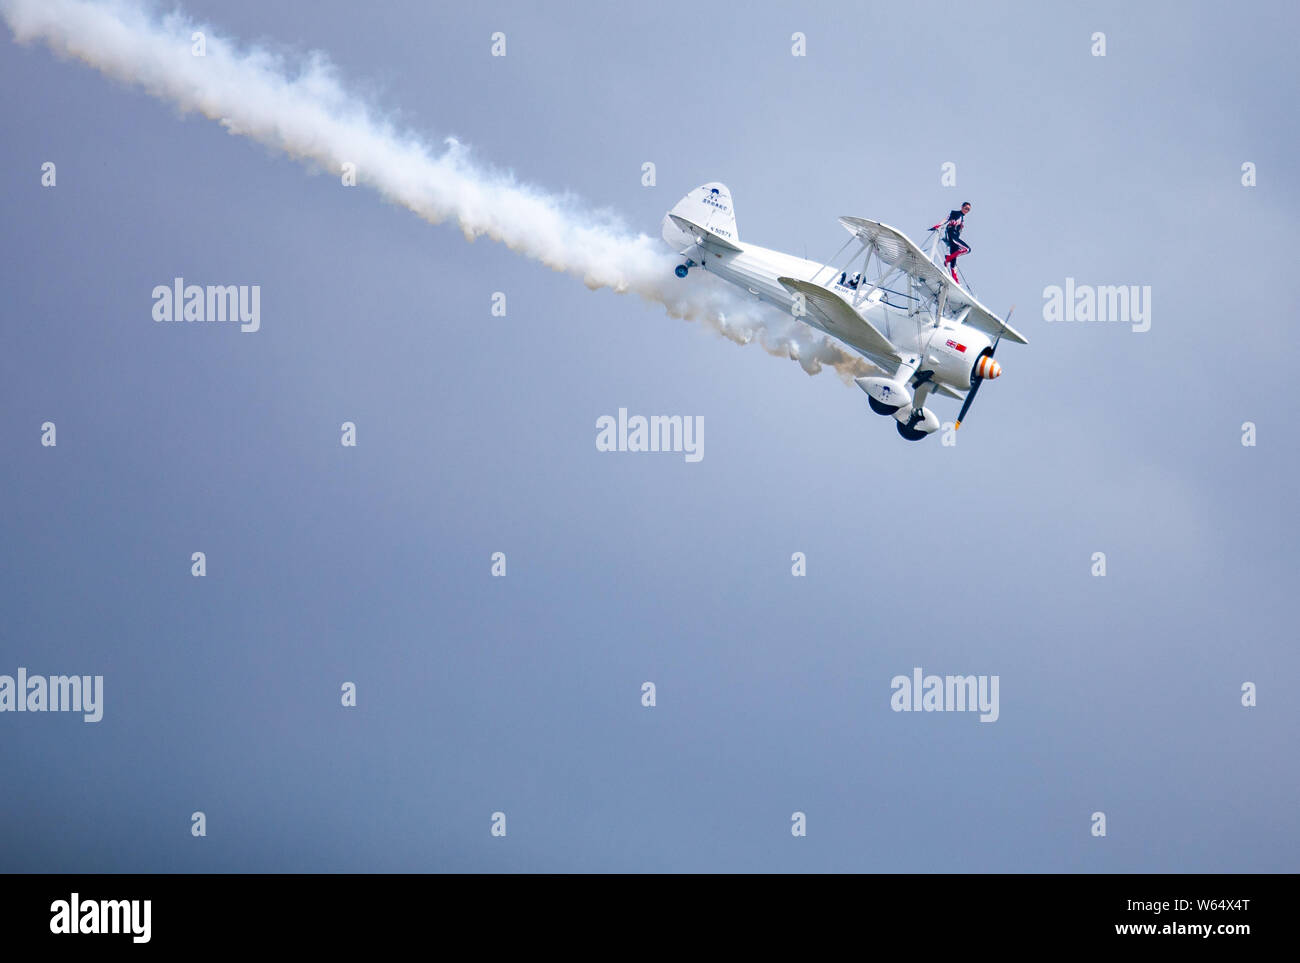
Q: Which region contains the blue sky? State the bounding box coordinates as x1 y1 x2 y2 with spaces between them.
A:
1 0 1296 871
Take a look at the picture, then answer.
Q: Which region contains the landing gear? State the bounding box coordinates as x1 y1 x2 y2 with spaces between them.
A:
675 264 689 278
895 400 937 441
891 379 938 441
868 396 901 416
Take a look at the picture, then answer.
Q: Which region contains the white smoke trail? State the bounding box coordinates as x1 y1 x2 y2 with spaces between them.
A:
2 0 876 380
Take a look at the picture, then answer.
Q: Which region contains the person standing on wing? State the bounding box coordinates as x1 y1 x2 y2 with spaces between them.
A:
931 201 972 282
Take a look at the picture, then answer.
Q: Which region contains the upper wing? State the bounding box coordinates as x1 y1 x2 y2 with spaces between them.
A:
838 217 1029 345
776 277 901 370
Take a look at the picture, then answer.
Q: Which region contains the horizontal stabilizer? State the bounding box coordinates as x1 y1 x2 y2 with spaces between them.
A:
667 213 743 252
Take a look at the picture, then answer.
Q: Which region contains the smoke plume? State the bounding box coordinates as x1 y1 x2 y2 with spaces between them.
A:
3 0 876 380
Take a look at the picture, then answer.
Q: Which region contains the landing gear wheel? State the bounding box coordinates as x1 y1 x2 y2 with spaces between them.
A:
896 421 929 442
675 264 689 278
868 396 902 416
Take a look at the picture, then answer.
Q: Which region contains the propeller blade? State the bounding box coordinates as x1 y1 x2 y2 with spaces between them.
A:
953 377 982 430
955 306 1014 431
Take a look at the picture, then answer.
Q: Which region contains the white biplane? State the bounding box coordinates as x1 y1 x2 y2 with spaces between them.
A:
662 182 1028 440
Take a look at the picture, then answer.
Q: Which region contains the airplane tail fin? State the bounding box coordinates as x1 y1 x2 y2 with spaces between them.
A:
661 182 739 252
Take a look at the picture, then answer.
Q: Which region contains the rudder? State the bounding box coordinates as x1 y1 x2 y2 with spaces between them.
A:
661 182 739 250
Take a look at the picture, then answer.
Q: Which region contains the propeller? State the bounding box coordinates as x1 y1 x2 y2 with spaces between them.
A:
954 305 1013 431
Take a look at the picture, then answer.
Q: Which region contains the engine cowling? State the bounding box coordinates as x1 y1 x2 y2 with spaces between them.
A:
922 325 994 390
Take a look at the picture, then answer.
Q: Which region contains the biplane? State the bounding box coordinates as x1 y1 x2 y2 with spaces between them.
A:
662 183 1028 440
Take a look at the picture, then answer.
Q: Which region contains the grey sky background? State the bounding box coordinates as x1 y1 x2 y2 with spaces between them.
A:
1 0 1296 871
